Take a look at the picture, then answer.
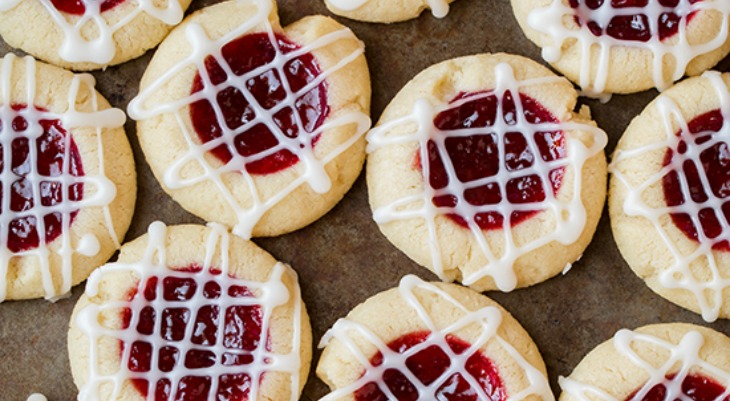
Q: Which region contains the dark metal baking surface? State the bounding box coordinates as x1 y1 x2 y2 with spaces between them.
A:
1 0 729 400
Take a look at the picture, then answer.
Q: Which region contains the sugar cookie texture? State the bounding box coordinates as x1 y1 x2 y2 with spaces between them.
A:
610 71 730 322
560 323 730 401
324 0 457 23
68 222 312 401
367 53 607 292
318 274 553 401
511 0 730 95
0 54 135 301
129 0 371 239
0 0 192 71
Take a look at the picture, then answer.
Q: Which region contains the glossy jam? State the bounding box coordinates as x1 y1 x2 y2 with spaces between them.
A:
190 32 329 176
123 266 266 401
424 91 566 230
662 109 730 251
627 373 728 401
569 0 701 42
354 331 505 401
49 0 125 15
0 104 84 253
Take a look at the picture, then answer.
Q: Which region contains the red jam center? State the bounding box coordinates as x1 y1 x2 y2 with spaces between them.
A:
569 0 701 42
190 32 329 176
123 266 266 401
662 109 730 252
425 91 566 230
627 373 728 401
0 104 84 253
354 331 505 401
49 0 125 15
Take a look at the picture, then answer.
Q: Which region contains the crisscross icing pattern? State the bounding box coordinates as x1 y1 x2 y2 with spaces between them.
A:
75 222 304 401
611 71 730 322
527 0 730 94
319 274 554 401
0 54 123 301
327 0 451 18
127 0 370 239
560 329 730 401
367 63 607 292
0 0 185 65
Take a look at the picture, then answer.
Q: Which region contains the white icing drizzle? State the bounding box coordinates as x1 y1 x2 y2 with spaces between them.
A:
527 0 730 95
610 70 730 322
0 54 123 301
0 0 185 65
560 329 730 401
26 394 47 401
319 274 554 401
75 221 304 401
367 63 607 292
127 0 371 239
328 0 451 18
0 0 22 12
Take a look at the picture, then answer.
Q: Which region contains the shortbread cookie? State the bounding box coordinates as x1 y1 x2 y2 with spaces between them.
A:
317 275 552 401
0 0 192 71
128 0 371 239
511 0 730 95
0 54 136 301
367 53 607 292
560 323 730 401
323 0 457 23
68 222 312 401
610 71 730 322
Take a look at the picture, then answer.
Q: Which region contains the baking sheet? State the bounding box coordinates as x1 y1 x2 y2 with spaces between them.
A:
1 0 730 400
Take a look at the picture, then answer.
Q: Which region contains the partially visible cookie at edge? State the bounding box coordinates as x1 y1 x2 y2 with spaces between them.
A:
0 0 192 71
0 53 136 301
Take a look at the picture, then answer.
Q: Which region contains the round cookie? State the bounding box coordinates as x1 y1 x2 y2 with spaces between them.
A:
511 0 730 95
68 222 313 401
367 53 607 292
0 0 192 71
609 71 730 322
0 54 136 301
560 323 730 401
317 274 552 401
128 0 371 239
323 0 457 23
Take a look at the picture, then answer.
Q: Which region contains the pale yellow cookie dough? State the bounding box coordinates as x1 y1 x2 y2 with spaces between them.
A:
0 0 192 71
134 0 370 238
609 72 730 320
367 53 607 292
511 0 730 94
560 323 730 401
317 278 550 401
1 54 136 301
323 0 459 23
68 223 312 401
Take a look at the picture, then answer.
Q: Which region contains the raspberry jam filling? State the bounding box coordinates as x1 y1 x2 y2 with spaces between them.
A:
662 109 730 251
123 266 266 401
190 32 329 176
425 91 566 230
354 331 505 401
0 104 84 253
569 0 701 42
628 373 728 401
50 0 125 15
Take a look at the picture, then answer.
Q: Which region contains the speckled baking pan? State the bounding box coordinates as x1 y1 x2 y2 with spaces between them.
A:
1 0 729 400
